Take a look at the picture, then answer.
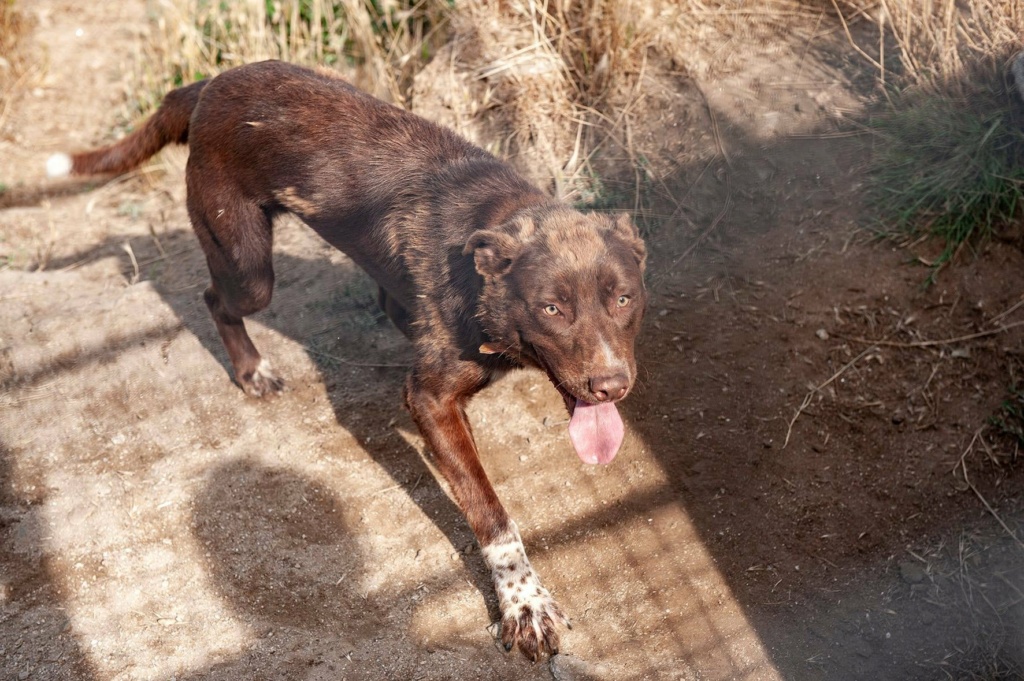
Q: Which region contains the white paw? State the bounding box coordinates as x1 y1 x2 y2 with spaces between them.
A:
482 524 570 660
241 358 284 397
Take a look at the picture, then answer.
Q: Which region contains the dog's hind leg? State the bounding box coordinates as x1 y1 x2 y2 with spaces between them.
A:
188 190 283 397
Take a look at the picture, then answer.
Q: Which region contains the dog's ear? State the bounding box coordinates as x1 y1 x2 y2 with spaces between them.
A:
464 229 523 277
610 212 647 272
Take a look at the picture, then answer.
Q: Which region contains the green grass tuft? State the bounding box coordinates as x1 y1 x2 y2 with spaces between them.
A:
868 72 1024 281
991 384 1024 447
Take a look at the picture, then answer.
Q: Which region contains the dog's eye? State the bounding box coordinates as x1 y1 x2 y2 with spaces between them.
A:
616 295 631 308
543 304 561 316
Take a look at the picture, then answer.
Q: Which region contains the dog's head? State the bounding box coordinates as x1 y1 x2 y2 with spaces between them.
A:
466 207 647 464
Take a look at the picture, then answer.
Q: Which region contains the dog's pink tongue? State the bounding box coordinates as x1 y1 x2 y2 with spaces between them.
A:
568 399 624 465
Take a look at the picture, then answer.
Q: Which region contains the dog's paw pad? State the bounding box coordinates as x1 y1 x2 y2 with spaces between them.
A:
241 359 285 397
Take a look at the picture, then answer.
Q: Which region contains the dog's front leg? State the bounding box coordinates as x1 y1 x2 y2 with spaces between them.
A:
405 373 569 660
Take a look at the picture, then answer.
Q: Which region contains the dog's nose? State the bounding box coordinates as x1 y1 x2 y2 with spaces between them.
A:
589 373 629 402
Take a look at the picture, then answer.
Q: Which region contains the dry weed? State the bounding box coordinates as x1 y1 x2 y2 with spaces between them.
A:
835 0 1022 93
0 0 31 131
439 0 661 187
136 0 450 107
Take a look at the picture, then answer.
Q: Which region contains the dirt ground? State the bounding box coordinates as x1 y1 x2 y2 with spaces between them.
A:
3 2 1024 680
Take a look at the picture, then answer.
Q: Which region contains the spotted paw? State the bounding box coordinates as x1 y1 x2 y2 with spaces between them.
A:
482 523 571 661
497 577 569 660
240 359 285 397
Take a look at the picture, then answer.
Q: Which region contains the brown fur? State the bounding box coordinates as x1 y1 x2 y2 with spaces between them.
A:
61 60 647 660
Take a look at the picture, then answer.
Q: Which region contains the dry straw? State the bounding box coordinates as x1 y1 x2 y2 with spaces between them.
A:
836 0 1023 94
138 0 450 105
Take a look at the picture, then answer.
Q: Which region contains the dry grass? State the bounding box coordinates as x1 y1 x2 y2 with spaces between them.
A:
435 0 663 191
833 0 1022 93
136 0 451 108
0 0 27 66
833 1 1024 275
0 0 30 130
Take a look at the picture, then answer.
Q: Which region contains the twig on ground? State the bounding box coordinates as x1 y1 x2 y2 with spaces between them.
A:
840 320 1024 348
84 174 136 214
784 345 878 448
658 82 733 278
0 64 40 134
990 295 1024 326
122 241 140 285
136 247 192 268
829 0 886 85
665 189 733 274
953 427 1024 551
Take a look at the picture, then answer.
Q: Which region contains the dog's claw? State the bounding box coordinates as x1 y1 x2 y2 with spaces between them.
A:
240 359 284 397
496 594 568 660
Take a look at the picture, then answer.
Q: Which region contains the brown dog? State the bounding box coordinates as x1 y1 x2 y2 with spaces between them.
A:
50 60 647 660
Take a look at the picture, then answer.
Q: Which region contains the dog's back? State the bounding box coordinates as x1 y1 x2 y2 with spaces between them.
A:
176 62 550 312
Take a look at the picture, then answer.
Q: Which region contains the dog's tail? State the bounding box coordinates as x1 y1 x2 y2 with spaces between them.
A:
47 79 209 178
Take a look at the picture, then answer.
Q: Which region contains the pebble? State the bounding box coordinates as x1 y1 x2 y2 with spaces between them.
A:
899 561 926 584
816 328 829 340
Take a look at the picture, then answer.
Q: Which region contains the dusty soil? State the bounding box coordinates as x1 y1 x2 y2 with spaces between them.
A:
2 2 1024 680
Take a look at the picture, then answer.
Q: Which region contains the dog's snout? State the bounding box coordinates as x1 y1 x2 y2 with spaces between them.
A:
589 373 629 402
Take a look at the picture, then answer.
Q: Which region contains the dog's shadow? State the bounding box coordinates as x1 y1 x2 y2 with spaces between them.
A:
36 226 500 628
0 178 108 210
191 459 384 638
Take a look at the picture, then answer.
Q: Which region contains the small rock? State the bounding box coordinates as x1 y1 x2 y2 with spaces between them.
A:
519 454 528 462
899 561 926 584
815 328 829 340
